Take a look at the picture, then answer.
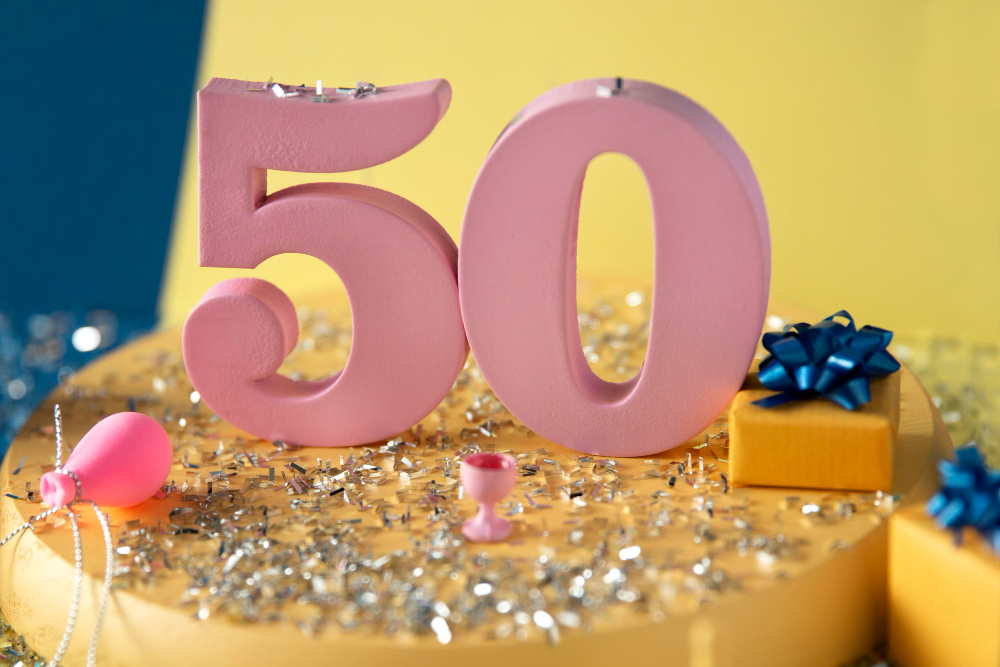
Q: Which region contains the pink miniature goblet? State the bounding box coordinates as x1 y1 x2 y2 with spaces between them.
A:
461 452 517 542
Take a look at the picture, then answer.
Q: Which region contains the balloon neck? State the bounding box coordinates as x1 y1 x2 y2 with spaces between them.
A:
40 470 80 508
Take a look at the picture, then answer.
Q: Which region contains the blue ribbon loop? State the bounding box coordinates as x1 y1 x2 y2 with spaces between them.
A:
754 310 900 410
926 445 1000 553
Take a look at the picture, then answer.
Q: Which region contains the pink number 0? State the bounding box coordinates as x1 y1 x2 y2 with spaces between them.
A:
460 79 769 456
183 77 769 455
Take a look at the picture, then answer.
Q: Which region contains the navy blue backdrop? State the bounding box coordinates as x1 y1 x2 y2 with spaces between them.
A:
0 3 206 452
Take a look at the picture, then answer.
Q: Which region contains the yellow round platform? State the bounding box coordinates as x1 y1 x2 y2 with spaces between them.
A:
0 286 950 667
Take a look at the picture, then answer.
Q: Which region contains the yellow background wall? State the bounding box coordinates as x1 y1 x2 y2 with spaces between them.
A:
161 1 1000 339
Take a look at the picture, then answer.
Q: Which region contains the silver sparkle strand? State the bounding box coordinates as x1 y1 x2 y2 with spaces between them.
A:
85 501 114 667
0 520 34 548
596 77 624 98
54 404 64 468
354 82 377 98
49 509 84 667
334 82 377 98
0 506 61 548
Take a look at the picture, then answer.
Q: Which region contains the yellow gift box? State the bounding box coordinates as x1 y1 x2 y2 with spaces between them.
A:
729 370 901 491
889 505 1000 667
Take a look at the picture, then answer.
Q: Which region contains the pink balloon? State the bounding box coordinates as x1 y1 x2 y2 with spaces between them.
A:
40 412 173 508
459 78 770 457
183 78 468 446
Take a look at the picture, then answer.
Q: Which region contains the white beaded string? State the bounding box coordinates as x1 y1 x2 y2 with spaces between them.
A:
0 506 61 548
0 508 81 667
51 405 82 501
48 509 83 667
54 403 64 467
0 521 32 548
85 500 114 667
0 405 116 667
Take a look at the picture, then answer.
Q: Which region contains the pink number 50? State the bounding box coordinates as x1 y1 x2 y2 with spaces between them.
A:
182 78 467 446
460 78 770 456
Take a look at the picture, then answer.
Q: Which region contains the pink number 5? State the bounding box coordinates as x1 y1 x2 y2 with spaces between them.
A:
182 78 467 447
460 78 770 457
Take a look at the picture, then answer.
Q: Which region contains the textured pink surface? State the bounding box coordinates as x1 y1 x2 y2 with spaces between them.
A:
461 453 516 542
459 78 771 457
183 78 467 447
39 412 173 508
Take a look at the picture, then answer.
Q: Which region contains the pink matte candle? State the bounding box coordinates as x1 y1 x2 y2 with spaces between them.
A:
459 77 770 457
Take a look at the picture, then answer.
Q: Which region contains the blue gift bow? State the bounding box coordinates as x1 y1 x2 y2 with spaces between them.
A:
926 445 1000 553
754 310 901 410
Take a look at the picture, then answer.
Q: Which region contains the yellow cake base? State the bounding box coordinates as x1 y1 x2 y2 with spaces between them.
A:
0 293 950 667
